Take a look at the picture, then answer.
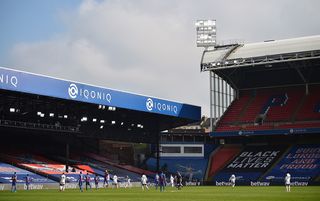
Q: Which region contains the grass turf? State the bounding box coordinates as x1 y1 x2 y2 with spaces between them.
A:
0 186 319 201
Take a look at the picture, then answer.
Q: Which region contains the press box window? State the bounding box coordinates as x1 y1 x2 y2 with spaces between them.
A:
184 146 202 154
161 146 181 154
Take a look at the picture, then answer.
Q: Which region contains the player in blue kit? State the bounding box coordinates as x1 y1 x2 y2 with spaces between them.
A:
176 171 182 190
154 173 159 190
94 174 99 189
85 173 91 190
25 174 31 190
159 171 166 192
11 172 17 192
78 172 83 192
104 170 110 188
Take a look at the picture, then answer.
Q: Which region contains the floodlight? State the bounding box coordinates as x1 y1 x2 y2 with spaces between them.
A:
196 19 216 48
10 108 15 113
93 118 97 122
49 113 54 117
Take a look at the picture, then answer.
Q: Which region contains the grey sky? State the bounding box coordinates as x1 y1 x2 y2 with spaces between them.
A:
2 0 320 116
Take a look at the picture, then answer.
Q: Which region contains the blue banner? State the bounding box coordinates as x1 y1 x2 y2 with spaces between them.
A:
263 144 320 183
0 67 200 120
211 127 320 137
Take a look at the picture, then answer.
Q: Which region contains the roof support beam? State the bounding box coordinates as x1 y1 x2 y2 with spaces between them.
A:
290 62 309 95
293 65 307 83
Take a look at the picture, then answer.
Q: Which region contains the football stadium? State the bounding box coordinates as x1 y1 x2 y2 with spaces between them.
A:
1 1 320 199
0 33 320 201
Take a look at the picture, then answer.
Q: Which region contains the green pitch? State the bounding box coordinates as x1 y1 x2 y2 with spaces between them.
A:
0 186 319 201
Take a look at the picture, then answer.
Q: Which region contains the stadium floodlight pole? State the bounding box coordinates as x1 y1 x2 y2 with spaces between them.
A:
196 19 216 132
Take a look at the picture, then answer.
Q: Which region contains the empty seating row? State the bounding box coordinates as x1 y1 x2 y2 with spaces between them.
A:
216 85 320 132
0 162 55 183
0 153 96 183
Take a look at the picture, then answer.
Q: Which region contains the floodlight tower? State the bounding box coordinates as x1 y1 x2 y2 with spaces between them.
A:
196 20 235 132
196 20 217 132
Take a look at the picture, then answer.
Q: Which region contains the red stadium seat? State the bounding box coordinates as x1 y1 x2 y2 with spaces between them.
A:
215 85 320 132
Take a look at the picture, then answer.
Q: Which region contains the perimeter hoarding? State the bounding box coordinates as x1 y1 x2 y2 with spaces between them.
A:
0 67 200 121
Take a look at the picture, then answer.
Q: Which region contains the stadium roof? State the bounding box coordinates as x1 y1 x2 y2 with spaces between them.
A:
202 35 320 65
201 35 320 89
0 67 201 143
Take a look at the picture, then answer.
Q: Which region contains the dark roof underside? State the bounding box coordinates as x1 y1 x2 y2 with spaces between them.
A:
0 90 195 143
214 58 320 90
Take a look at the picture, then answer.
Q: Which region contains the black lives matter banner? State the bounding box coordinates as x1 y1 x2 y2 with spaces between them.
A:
226 146 286 172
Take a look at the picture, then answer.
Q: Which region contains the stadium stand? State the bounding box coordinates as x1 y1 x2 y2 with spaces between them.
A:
70 153 146 181
295 85 320 121
0 152 94 183
218 92 252 123
84 153 153 175
239 91 271 123
206 145 242 179
263 90 303 122
212 145 287 184
51 155 106 176
0 162 55 183
215 85 320 132
262 144 320 184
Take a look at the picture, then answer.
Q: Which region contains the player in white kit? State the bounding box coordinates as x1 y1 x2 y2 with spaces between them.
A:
285 173 291 192
170 174 174 187
124 176 131 188
229 174 236 187
112 175 119 189
59 173 66 191
141 174 149 190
